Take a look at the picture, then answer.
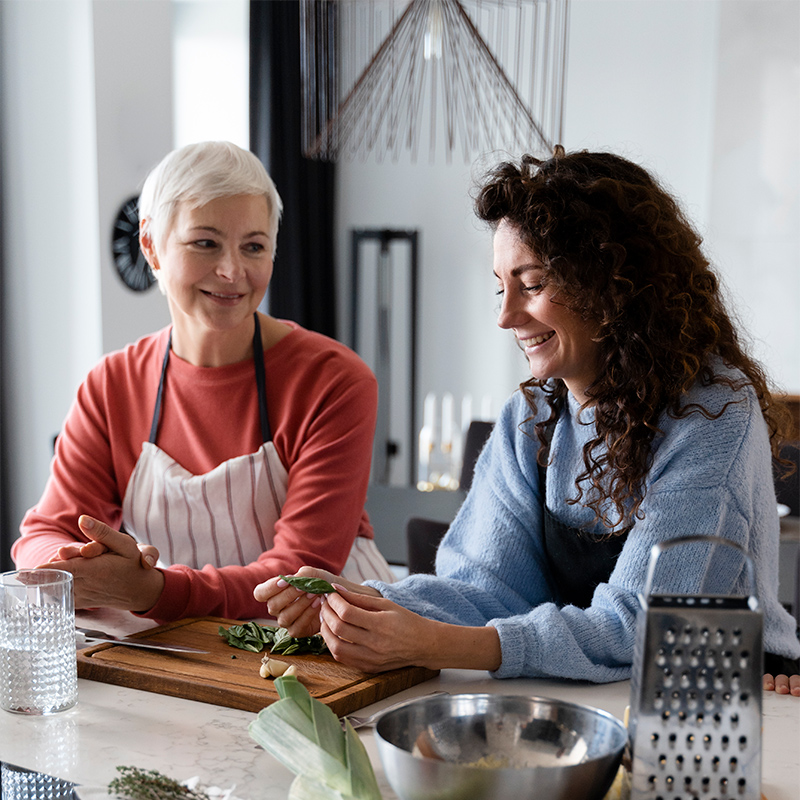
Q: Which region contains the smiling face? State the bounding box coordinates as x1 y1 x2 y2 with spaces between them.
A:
141 194 274 366
493 220 602 403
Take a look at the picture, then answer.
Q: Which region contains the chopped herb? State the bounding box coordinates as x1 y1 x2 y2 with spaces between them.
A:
217 622 272 652
218 622 328 655
108 766 207 800
279 574 336 594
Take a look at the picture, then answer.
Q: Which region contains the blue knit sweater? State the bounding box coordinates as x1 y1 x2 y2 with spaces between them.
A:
368 369 800 682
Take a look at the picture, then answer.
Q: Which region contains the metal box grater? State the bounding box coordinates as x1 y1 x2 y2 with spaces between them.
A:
629 536 763 800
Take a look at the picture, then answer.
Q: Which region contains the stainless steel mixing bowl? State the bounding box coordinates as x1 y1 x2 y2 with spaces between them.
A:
375 693 627 800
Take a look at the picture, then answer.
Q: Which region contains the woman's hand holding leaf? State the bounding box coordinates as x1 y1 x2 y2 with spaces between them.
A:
253 566 379 639
320 584 503 674
318 584 438 672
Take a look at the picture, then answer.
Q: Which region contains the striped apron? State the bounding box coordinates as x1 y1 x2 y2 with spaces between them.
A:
121 314 395 583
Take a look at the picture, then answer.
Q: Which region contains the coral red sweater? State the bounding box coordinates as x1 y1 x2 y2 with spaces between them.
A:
13 322 378 621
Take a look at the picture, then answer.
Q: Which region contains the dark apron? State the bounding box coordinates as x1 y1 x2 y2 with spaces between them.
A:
537 422 799 675
537 425 629 609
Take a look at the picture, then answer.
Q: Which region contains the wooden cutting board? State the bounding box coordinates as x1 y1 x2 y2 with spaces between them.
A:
76 616 439 716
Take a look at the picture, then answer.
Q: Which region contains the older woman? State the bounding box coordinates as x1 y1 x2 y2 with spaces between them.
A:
257 147 800 694
13 141 394 620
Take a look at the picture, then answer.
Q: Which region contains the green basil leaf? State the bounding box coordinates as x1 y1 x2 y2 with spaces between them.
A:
279 574 336 595
218 623 329 656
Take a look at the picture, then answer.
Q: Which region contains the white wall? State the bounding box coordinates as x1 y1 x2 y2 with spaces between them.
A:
708 0 800 395
564 0 719 230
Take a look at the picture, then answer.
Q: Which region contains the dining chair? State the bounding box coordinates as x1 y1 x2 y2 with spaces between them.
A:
775 441 799 518
774 442 799 625
794 547 799 627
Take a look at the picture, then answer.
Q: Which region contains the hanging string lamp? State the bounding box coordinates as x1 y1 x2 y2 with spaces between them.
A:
300 0 570 163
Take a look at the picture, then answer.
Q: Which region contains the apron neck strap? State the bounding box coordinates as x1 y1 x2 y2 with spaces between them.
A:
252 313 271 442
149 329 172 444
149 314 271 445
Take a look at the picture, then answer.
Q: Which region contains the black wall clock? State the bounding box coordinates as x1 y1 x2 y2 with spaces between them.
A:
111 195 155 292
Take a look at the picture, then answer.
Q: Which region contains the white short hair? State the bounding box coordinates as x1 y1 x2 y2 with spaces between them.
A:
138 141 283 253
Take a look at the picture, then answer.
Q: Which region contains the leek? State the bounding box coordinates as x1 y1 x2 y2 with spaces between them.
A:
249 676 382 800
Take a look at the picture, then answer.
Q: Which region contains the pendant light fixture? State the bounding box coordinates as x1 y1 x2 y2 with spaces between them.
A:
300 0 570 163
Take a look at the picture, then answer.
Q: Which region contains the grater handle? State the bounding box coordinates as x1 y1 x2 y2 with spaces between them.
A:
642 534 758 604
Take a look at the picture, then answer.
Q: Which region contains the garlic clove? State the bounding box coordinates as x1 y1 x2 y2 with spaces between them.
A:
269 658 290 677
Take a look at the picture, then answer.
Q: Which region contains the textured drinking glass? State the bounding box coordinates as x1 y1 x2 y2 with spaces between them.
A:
0 570 78 714
0 763 75 800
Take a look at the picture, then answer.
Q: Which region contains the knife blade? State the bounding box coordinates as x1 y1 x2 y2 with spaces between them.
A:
76 627 208 654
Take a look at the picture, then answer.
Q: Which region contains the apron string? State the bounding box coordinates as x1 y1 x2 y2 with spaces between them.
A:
148 314 272 445
252 313 272 443
149 329 173 444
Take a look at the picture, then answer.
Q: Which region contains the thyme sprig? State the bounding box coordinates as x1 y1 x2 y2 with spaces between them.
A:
108 766 209 800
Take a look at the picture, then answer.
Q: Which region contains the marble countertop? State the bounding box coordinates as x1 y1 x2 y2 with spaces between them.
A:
0 609 796 800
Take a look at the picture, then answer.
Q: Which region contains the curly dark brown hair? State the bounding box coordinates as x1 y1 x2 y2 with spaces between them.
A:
475 147 793 531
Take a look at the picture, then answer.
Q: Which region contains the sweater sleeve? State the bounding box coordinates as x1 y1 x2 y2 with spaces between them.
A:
268 357 379 572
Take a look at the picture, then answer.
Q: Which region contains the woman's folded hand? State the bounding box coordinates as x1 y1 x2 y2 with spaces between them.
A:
35 515 164 613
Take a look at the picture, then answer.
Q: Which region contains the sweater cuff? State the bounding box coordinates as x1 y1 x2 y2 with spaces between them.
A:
488 618 540 679
133 568 192 622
